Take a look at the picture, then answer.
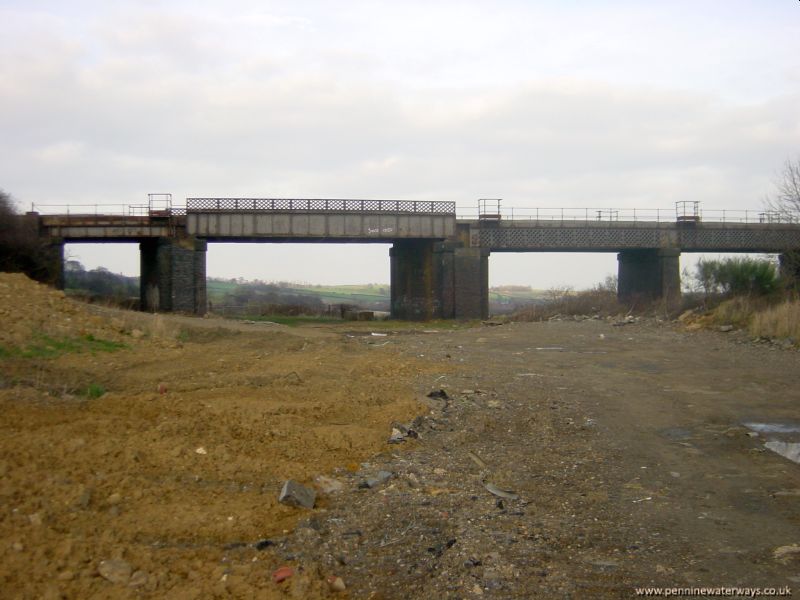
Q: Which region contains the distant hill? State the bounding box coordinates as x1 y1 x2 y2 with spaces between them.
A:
207 279 390 316
64 261 139 307
63 264 545 316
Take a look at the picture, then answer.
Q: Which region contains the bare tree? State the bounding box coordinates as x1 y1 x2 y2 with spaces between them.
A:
766 157 800 221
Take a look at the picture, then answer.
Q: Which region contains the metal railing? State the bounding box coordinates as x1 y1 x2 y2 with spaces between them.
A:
28 201 800 225
462 206 800 224
31 203 153 216
186 198 456 214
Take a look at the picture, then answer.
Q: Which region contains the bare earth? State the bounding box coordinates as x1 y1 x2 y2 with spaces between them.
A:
1 273 799 598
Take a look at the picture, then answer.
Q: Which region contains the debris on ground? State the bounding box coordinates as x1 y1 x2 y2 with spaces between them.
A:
271 566 294 583
97 559 133 585
279 480 317 509
360 470 393 489
483 481 520 500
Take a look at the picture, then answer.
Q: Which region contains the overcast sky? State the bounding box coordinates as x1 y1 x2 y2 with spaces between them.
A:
2 1 798 288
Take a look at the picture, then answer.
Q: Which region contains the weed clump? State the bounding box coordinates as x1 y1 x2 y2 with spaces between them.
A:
84 383 106 399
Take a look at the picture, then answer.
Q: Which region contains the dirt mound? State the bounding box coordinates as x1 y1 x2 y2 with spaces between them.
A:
0 272 130 348
0 273 430 598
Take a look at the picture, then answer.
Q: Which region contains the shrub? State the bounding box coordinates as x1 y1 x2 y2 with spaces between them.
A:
0 189 60 284
695 257 778 297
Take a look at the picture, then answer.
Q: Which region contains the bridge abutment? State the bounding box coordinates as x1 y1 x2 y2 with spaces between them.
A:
41 239 65 290
617 248 680 305
140 238 207 314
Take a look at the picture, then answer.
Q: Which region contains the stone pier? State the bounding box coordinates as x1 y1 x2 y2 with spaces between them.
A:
390 240 437 320
140 238 207 314
779 251 800 288
390 240 489 320
617 248 681 305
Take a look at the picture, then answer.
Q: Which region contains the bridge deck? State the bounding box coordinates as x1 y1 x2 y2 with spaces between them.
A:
35 207 800 252
470 220 800 253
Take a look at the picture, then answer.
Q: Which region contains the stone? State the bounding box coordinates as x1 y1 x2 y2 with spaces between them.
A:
278 480 316 509
364 471 393 488
327 575 346 592
388 428 405 443
128 570 149 588
98 559 133 585
107 493 122 506
75 486 93 509
272 566 294 583
774 544 800 564
314 475 344 495
254 539 274 550
718 325 734 332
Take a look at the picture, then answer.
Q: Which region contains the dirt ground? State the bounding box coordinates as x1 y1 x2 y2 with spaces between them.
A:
2 273 800 598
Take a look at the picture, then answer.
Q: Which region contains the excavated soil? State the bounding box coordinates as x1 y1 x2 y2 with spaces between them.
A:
2 273 800 599
0 274 429 599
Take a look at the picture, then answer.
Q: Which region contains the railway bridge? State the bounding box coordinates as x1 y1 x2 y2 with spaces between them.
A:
28 196 800 320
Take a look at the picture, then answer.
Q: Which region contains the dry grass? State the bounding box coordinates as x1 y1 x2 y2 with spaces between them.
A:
708 297 765 328
512 289 625 321
750 300 800 341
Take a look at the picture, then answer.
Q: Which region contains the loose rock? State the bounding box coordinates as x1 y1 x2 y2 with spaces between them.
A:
279 480 317 509
272 566 294 583
362 471 393 489
327 575 346 592
128 570 148 588
98 559 133 585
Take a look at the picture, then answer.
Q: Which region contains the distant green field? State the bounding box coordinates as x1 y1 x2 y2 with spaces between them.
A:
489 288 547 304
207 278 546 312
207 279 391 309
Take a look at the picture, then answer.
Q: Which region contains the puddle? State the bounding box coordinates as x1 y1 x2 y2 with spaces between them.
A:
743 423 800 464
764 441 800 464
660 427 693 441
743 422 800 434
